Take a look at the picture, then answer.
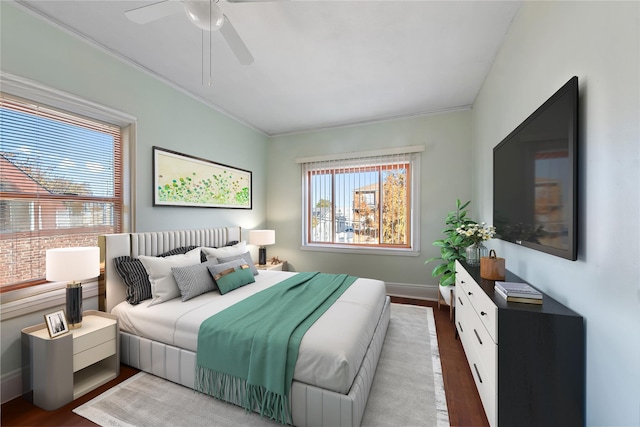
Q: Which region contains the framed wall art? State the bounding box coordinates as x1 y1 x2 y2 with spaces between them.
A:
153 147 252 209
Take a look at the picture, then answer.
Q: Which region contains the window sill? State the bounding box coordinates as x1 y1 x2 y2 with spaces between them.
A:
0 280 98 321
300 244 420 257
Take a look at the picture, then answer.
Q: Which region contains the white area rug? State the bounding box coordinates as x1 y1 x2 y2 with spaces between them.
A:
74 304 449 427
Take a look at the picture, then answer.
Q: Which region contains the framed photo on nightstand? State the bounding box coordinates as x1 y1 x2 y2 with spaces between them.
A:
44 310 69 338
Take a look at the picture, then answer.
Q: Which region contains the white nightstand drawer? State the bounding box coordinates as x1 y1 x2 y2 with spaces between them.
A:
74 323 116 354
74 339 116 372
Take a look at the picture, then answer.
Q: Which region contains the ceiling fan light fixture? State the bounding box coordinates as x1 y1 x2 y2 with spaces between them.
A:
184 0 224 31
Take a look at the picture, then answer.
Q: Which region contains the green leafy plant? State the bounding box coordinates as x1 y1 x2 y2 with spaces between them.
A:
425 199 476 287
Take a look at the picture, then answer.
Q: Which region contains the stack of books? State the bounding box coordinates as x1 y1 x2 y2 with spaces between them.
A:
494 281 543 305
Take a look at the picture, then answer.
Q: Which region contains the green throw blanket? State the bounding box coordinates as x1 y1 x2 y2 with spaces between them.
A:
195 272 357 424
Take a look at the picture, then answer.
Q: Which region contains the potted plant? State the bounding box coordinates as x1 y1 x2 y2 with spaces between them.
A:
425 199 475 287
426 199 477 318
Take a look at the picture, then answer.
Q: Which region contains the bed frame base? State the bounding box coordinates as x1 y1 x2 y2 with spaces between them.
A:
120 296 390 427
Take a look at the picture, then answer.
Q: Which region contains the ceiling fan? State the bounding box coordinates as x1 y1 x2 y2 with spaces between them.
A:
125 0 272 66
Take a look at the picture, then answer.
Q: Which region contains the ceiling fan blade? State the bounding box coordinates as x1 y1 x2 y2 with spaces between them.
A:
219 16 254 65
125 0 183 24
226 0 288 2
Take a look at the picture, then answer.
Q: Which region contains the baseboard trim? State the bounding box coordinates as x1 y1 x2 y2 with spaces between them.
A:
386 282 438 301
1 368 22 405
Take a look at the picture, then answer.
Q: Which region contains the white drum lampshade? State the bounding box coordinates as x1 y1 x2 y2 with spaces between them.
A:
46 247 100 329
249 230 275 265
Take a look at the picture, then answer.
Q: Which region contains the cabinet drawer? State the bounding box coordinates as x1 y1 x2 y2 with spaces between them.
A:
465 341 498 427
74 323 116 354
456 291 476 361
455 287 471 341
456 264 498 343
73 339 116 372
456 290 497 392
467 313 497 391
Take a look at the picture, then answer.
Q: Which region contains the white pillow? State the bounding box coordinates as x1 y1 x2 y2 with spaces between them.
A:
201 241 247 261
139 247 201 306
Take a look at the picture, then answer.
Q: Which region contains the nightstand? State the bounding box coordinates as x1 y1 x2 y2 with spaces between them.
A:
21 310 119 410
256 261 287 271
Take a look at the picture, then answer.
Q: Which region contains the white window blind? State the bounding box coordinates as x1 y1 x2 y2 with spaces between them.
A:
0 94 123 288
301 148 422 252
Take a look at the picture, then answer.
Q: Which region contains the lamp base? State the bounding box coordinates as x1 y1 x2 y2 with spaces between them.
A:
258 247 267 266
66 283 83 329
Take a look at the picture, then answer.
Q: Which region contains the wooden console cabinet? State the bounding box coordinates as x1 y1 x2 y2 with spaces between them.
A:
455 260 584 427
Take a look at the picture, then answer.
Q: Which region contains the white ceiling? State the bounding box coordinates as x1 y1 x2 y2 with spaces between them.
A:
15 0 522 136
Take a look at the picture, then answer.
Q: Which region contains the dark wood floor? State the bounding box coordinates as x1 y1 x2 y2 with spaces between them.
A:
2 299 488 426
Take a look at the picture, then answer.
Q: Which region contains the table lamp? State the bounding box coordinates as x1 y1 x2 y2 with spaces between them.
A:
46 247 100 329
249 230 275 266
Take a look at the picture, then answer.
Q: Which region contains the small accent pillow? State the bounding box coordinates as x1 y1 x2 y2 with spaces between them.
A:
171 260 219 302
201 241 247 262
217 251 259 276
139 247 202 306
208 264 255 295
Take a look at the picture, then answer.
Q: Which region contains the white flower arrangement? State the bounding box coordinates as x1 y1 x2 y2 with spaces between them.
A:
456 222 496 244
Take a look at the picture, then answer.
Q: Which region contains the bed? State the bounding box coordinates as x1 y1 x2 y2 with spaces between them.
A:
99 226 391 427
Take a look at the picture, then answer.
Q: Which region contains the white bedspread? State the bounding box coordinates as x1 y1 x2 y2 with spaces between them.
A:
112 270 386 394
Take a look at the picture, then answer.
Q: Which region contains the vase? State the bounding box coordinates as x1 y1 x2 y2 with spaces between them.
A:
465 242 488 266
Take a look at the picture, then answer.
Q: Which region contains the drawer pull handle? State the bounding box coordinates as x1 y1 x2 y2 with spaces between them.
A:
480 311 487 316
473 363 483 384
474 329 483 345
457 322 464 333
468 291 472 296
460 280 465 284
457 297 464 306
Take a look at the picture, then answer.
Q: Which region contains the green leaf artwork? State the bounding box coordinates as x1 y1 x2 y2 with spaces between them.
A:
154 148 251 209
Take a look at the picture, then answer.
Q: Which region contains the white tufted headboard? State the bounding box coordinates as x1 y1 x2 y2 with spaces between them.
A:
98 227 241 312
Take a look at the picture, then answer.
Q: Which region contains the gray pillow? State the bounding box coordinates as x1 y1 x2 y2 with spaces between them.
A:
171 260 219 302
208 259 246 276
217 252 259 276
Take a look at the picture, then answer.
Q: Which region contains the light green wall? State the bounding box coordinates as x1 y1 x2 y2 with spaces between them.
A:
267 111 473 285
472 2 639 425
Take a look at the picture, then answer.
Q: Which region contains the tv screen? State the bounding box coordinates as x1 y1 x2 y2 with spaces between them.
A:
493 77 578 261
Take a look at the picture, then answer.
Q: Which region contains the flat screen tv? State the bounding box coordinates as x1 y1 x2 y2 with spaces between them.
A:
493 76 578 261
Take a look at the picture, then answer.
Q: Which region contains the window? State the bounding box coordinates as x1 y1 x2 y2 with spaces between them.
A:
0 94 123 289
300 147 422 254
